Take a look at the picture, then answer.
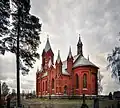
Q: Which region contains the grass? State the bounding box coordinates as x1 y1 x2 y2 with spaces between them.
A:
27 98 93 105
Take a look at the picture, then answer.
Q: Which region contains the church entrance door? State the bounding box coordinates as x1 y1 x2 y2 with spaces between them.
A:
64 85 67 95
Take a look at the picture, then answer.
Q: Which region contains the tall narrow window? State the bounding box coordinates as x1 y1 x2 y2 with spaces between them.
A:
76 74 79 89
52 79 54 89
39 83 41 92
83 74 87 88
46 81 47 91
59 87 61 93
64 85 67 94
43 82 44 91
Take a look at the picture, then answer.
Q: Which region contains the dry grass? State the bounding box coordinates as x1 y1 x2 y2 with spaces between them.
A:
26 98 93 105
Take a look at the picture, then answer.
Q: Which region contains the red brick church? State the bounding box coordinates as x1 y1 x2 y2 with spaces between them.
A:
36 35 99 97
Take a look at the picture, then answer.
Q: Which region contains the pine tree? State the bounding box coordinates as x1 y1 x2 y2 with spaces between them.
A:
2 0 41 74
1 0 41 106
0 0 10 54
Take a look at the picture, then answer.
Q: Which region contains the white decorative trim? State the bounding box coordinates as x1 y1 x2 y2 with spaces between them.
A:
76 89 79 90
82 88 88 90
38 94 97 97
73 95 97 96
51 94 56 96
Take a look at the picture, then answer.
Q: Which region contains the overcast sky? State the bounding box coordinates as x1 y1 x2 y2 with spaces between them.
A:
1 0 120 94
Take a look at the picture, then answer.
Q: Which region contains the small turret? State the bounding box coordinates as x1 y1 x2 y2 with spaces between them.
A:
56 50 62 76
67 46 73 60
56 50 62 64
88 55 89 61
77 34 83 56
44 35 52 52
67 46 73 75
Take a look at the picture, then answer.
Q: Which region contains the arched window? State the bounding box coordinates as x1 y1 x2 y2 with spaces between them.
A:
52 79 54 89
59 87 61 93
39 83 41 92
76 74 79 89
83 74 87 88
43 82 44 91
46 81 47 91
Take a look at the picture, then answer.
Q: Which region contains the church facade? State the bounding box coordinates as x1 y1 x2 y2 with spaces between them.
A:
36 35 99 97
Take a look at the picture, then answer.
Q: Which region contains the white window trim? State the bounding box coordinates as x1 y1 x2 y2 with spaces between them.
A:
82 88 88 90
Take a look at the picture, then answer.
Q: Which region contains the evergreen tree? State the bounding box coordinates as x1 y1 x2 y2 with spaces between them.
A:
2 0 41 74
0 0 41 106
0 0 10 54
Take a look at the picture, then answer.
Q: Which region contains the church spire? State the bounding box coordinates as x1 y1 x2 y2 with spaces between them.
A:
43 35 54 65
67 46 73 59
77 34 83 56
44 35 52 52
67 47 73 75
77 34 82 45
88 55 89 61
56 50 62 64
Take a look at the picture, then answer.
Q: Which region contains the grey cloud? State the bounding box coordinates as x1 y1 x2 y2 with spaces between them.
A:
21 81 35 90
6 79 17 89
30 0 120 94
1 0 120 93
30 0 49 22
5 76 36 90
102 71 120 94
0 52 36 91
0 53 16 81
